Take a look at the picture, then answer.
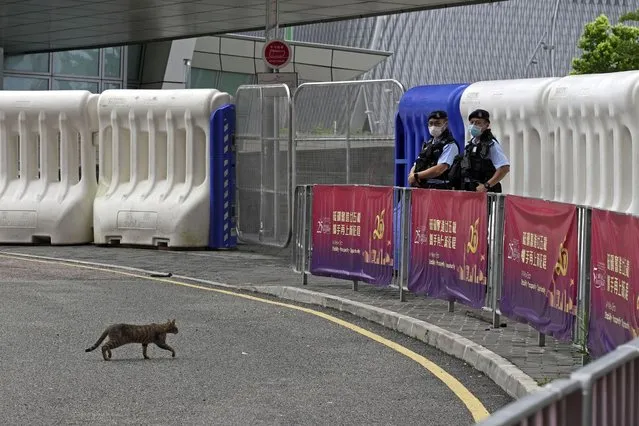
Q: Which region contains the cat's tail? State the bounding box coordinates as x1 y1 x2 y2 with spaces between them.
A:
85 330 109 352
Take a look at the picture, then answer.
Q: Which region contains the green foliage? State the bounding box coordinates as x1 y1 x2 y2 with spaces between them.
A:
571 11 639 75
536 377 553 386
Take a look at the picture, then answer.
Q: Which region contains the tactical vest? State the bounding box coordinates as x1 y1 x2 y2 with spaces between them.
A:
414 130 456 182
459 130 502 193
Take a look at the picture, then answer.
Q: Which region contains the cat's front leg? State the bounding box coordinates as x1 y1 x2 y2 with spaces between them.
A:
155 341 175 357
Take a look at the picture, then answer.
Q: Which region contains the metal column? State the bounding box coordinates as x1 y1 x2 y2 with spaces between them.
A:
261 0 278 242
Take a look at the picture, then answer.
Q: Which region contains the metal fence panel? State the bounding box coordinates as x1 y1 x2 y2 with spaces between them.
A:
486 194 505 326
572 342 639 426
292 184 312 275
292 80 405 190
475 379 583 426
575 206 592 348
235 83 292 247
291 184 404 292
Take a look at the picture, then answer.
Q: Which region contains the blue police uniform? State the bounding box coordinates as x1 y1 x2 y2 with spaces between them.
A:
412 110 460 190
457 109 510 193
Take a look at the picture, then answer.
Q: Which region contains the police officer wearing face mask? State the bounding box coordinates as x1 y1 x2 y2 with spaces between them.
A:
407 110 460 190
451 109 510 193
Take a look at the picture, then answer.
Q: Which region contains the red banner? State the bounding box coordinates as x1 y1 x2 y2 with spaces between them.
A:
500 196 578 341
408 190 488 308
310 185 394 286
589 209 639 357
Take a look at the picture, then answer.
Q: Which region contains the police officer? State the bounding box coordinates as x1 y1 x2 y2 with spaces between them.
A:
453 109 510 193
407 110 460 190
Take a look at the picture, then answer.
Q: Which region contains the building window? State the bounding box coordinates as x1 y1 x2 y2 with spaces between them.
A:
53 49 101 77
5 45 127 92
218 71 254 94
53 79 100 92
4 76 49 90
4 53 50 73
103 82 122 90
190 68 219 88
103 47 122 79
190 67 255 94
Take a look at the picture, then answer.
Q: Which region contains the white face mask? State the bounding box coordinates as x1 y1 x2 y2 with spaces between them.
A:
429 125 444 138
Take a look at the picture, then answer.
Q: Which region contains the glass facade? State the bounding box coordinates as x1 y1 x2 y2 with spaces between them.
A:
4 44 144 92
6 44 277 95
189 67 255 94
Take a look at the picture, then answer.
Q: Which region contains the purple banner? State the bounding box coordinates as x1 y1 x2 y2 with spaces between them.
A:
310 185 394 286
588 209 639 358
500 196 578 342
408 189 488 308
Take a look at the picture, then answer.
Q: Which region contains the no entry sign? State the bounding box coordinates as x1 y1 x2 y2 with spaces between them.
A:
263 39 292 69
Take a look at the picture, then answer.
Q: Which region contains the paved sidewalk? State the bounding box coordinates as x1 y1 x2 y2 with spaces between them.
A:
0 243 584 395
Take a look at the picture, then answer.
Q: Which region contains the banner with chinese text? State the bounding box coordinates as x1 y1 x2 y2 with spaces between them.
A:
310 185 394 286
588 209 639 358
408 190 488 308
501 196 578 341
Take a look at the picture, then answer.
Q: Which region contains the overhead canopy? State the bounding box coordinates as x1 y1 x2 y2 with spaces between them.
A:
3 0 504 55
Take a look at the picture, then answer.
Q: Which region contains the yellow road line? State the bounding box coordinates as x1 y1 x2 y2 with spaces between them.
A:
0 252 490 422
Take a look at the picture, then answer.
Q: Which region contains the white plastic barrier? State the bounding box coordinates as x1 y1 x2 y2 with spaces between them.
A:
459 78 559 199
0 90 98 244
546 71 639 214
93 89 231 247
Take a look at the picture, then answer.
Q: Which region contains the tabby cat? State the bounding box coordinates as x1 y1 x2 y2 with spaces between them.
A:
85 319 178 361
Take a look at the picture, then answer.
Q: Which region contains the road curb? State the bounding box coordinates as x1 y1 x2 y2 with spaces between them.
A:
247 285 540 400
0 250 539 399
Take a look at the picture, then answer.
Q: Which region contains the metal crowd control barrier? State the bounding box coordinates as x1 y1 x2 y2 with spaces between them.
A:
292 80 405 188
293 184 406 292
293 185 312 281
477 338 639 426
235 79 403 250
294 186 598 348
293 186 545 323
486 193 505 327
234 83 293 248
476 378 583 426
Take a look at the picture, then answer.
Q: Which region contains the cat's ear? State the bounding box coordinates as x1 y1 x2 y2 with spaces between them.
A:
171 319 176 324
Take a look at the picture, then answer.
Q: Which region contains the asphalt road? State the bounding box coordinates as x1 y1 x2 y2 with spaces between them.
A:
0 255 512 425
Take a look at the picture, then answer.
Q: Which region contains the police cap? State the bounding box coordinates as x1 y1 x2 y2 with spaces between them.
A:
428 110 448 120
468 109 490 121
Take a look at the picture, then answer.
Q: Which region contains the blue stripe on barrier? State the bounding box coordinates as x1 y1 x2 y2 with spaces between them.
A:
208 104 237 249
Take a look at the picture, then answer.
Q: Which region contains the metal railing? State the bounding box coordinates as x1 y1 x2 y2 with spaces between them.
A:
293 184 406 291
477 338 639 426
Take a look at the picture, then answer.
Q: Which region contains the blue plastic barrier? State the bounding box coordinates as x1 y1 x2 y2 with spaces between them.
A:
394 83 469 188
393 83 470 267
208 104 237 249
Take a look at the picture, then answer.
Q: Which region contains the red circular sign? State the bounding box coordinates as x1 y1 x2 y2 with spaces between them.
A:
263 39 291 69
